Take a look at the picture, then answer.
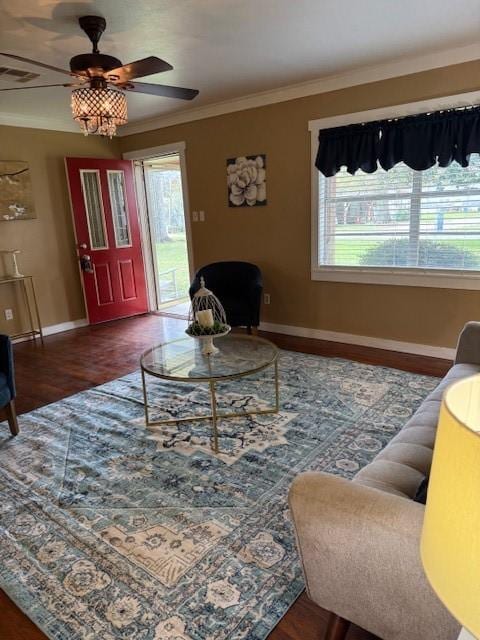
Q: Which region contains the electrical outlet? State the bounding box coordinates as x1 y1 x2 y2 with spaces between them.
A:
192 211 199 222
263 293 271 305
4 308 13 321
199 210 205 222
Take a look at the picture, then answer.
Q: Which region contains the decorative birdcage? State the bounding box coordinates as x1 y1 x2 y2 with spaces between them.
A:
186 277 230 354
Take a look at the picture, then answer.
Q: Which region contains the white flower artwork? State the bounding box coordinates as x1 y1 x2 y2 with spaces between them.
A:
227 155 266 207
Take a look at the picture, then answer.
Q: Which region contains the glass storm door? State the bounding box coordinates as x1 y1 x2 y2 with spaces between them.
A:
66 158 148 324
143 154 190 306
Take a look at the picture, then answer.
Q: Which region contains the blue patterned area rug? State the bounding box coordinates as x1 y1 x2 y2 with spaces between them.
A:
0 351 437 640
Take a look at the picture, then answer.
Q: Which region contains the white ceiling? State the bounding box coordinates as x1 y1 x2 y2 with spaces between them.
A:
1 0 480 133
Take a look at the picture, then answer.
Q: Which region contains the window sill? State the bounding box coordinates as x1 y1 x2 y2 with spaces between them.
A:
311 266 480 290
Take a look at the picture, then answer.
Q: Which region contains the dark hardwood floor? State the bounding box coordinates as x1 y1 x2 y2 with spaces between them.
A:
1 313 448 640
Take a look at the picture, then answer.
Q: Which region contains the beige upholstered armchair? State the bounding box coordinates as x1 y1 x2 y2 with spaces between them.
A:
288 322 480 640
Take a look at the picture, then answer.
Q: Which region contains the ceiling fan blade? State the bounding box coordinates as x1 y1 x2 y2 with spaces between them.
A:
0 53 75 77
0 83 76 91
107 56 173 83
122 81 199 100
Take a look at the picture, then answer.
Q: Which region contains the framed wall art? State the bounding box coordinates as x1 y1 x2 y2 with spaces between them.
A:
227 155 266 207
0 161 36 221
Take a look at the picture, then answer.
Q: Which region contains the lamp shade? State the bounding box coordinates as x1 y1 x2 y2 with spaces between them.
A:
421 374 480 638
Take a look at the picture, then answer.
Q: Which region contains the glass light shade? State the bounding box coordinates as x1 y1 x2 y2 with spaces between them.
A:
421 374 480 639
71 87 127 138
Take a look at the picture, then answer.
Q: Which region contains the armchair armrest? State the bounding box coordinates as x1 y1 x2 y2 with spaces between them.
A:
289 472 459 640
0 334 15 399
455 321 480 365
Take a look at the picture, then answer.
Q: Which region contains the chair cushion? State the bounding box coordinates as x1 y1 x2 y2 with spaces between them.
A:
354 363 480 499
0 373 11 407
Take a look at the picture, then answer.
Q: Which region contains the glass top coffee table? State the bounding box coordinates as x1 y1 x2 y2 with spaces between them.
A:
140 334 279 453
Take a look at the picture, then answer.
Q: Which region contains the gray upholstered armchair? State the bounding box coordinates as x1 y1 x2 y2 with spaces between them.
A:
0 334 19 435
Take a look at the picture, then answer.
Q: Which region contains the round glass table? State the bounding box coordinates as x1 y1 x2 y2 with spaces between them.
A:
140 334 279 453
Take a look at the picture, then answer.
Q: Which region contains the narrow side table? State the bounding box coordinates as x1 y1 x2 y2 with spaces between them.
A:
0 275 44 345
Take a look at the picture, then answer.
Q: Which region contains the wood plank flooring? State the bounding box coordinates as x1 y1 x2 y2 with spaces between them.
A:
1 313 447 640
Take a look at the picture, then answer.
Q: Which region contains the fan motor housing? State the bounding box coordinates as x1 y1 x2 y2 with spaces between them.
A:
70 53 123 76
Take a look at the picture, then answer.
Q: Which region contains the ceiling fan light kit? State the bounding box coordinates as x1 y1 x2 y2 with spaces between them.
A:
0 15 199 138
71 86 127 138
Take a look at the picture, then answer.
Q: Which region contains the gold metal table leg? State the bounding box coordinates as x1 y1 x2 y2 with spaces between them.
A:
209 379 219 453
21 279 36 342
141 368 150 426
142 356 280 455
29 276 44 345
274 358 280 412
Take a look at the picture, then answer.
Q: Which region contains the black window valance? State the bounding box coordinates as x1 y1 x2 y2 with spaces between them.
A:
315 106 480 177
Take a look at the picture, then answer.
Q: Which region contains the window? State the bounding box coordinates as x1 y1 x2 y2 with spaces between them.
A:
314 154 480 288
107 170 131 247
80 170 108 249
319 158 480 269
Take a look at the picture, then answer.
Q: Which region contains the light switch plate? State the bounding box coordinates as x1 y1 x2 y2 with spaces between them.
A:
4 308 13 320
199 210 205 222
192 211 199 222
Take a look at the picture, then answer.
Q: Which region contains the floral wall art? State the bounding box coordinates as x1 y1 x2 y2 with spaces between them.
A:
227 155 266 207
0 161 36 221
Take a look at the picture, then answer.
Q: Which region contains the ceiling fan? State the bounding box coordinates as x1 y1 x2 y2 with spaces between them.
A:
0 15 199 137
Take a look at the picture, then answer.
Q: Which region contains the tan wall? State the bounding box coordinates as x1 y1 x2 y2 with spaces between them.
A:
2 61 479 348
120 60 480 349
0 126 118 334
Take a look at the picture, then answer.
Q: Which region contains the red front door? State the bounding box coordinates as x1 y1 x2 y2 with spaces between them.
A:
66 158 148 324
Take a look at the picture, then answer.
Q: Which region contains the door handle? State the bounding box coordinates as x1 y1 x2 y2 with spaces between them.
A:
80 254 94 273
78 243 88 249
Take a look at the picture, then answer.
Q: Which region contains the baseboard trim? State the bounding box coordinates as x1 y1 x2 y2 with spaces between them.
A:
12 318 89 344
43 318 89 336
259 321 456 361
12 316 456 361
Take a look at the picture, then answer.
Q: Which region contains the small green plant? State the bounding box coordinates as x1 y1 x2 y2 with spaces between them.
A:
186 321 230 337
360 238 480 269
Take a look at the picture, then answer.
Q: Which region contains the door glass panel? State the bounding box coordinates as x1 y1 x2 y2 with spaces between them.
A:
80 170 107 249
108 170 131 247
144 155 190 306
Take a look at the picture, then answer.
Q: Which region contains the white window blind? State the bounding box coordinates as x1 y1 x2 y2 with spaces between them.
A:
318 156 480 271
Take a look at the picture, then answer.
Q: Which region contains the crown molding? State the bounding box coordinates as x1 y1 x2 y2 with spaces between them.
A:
0 111 79 133
118 42 480 137
1 42 480 136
